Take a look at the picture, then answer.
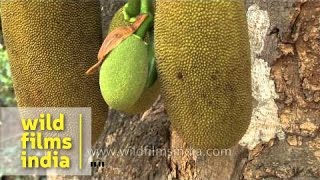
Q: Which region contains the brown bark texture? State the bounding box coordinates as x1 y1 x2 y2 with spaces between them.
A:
90 0 320 179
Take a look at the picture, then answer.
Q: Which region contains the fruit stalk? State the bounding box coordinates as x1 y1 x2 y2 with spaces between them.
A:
135 0 153 39
125 0 141 18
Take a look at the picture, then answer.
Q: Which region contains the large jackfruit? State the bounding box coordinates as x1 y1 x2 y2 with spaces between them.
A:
1 0 108 143
155 0 252 149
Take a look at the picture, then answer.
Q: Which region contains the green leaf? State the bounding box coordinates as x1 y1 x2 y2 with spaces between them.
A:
0 48 16 106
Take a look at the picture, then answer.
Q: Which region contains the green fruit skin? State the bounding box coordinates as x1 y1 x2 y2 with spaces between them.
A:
100 35 148 111
155 1 252 149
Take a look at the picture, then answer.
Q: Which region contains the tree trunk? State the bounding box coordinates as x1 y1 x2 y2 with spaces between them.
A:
55 0 320 179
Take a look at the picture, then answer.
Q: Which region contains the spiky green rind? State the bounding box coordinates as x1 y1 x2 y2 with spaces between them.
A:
99 35 148 111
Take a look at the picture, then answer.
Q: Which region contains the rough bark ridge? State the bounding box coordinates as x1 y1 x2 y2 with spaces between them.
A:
92 0 320 179
245 0 320 179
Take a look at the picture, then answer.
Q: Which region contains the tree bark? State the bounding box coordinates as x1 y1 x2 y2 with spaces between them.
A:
77 0 320 179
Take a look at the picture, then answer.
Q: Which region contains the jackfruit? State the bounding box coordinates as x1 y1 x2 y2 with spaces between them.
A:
155 0 252 149
124 38 160 114
99 35 149 111
1 0 108 143
101 6 160 114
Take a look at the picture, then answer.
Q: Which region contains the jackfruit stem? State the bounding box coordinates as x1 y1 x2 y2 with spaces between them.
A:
135 0 153 39
124 0 141 22
146 31 158 88
135 13 153 39
140 0 149 14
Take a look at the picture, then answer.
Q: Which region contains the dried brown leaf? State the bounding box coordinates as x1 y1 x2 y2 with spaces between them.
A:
86 14 147 75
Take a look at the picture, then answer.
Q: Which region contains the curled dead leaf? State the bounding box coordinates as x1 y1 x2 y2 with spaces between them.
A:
86 14 148 75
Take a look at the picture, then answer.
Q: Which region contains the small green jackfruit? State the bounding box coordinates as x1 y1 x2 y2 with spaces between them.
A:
103 6 160 114
155 1 252 149
1 0 108 143
99 35 149 111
